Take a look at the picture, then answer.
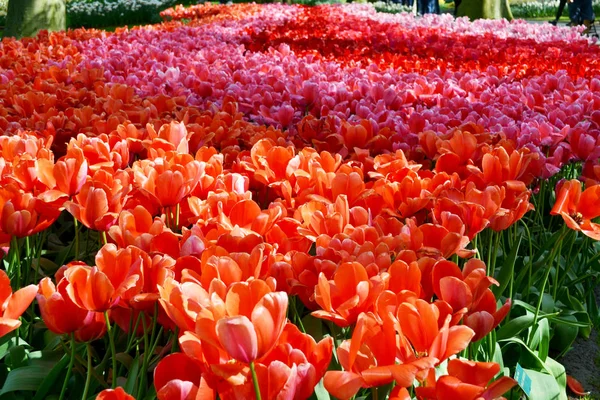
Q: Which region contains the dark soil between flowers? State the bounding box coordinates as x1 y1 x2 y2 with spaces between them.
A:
561 289 600 399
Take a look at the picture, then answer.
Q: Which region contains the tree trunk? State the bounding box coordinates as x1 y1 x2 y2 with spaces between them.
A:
5 0 66 39
457 0 513 20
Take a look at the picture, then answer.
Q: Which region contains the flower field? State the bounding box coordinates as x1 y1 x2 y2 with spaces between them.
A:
1 3 600 399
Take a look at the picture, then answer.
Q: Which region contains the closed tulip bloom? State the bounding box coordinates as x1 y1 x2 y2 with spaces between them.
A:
194 279 288 364
37 277 89 335
64 169 130 231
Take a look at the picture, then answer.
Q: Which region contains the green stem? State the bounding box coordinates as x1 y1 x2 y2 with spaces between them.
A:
101 231 108 246
104 312 117 389
165 207 171 231
74 217 80 261
10 236 21 290
531 230 567 339
82 343 93 400
175 203 180 231
59 334 76 400
372 386 379 400
486 230 494 272
250 361 262 400
171 327 180 353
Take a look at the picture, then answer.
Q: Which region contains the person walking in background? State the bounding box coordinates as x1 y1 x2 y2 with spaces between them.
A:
418 0 440 14
455 0 462 16
550 0 568 25
568 0 595 33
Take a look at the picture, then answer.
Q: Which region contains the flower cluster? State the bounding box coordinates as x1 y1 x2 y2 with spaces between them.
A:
0 3 598 399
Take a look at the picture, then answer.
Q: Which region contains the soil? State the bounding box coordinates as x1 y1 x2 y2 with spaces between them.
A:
561 289 600 399
562 329 600 399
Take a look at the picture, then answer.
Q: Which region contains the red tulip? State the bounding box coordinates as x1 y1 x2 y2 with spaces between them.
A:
96 387 135 400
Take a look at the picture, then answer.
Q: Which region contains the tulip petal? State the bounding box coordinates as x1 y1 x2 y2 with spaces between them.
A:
216 315 258 363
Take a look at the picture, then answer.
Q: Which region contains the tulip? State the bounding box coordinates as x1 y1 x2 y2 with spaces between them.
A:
96 387 135 400
313 261 386 327
551 179 600 240
0 270 37 338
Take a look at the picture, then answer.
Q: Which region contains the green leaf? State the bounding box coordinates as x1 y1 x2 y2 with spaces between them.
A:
0 365 50 395
302 314 324 341
497 314 535 340
6 346 28 370
529 319 550 361
493 235 521 297
124 356 141 395
544 356 567 394
541 293 555 314
116 353 134 370
532 229 564 263
521 368 566 400
492 342 505 376
0 337 30 361
550 315 578 357
547 315 590 328
32 355 70 400
311 379 330 400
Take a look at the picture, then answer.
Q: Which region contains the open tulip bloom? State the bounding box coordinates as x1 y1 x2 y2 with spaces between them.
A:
0 2 598 399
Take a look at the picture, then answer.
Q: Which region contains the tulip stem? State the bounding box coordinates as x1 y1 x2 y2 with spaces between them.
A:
101 231 108 246
165 208 171 230
74 217 80 261
10 236 21 290
175 203 180 231
530 228 566 344
59 334 76 400
250 361 262 400
82 343 93 400
104 311 117 388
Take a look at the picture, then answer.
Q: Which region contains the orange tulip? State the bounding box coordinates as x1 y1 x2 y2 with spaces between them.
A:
432 259 511 341
37 147 88 198
416 359 517 400
0 270 37 338
218 322 334 400
37 276 90 335
0 183 60 241
195 279 288 364
154 353 205 400
132 153 203 208
397 299 474 363
62 245 144 312
158 277 226 333
551 179 600 240
313 261 386 327
249 138 295 186
107 205 168 251
96 387 135 400
146 121 190 157
324 312 437 400
64 169 131 231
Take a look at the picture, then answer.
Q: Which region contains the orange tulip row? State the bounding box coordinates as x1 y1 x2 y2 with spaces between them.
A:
1 104 530 399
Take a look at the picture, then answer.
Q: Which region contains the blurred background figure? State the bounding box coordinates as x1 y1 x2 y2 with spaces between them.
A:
550 0 568 25
418 0 440 14
568 0 595 33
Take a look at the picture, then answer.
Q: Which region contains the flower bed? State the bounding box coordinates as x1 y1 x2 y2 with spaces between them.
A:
0 3 599 399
